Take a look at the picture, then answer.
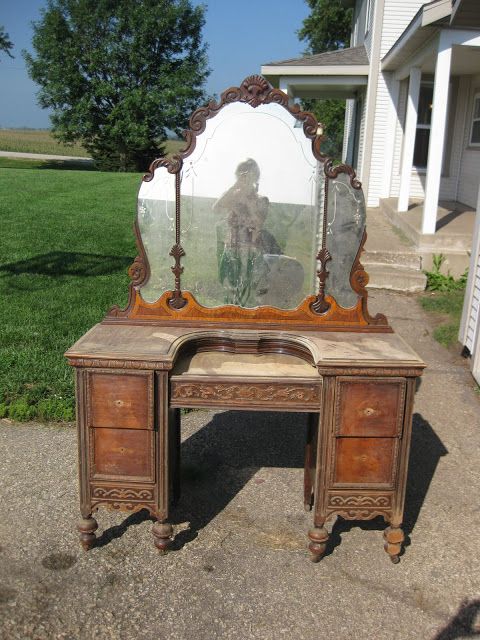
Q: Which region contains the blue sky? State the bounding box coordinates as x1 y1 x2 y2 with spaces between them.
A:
0 0 310 129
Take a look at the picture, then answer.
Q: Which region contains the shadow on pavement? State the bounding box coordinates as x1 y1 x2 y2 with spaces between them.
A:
97 411 448 558
326 412 448 558
433 599 480 639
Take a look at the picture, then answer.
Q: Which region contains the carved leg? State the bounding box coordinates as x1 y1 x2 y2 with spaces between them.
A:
77 516 98 551
153 521 173 554
383 525 405 564
308 525 329 563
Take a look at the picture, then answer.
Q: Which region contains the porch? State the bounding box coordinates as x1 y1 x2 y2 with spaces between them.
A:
379 198 475 277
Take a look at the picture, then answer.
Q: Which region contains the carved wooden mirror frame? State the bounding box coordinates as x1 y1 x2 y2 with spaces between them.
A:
106 75 389 332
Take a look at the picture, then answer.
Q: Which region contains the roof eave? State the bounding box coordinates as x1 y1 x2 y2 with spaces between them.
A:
261 64 369 77
382 1 451 71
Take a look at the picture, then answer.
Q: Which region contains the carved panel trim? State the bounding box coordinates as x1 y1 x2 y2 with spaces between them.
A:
316 367 423 377
67 358 171 370
106 290 391 332
325 492 393 520
91 486 154 501
171 380 322 407
91 502 157 515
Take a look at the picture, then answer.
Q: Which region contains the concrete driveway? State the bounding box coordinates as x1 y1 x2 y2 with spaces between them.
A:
0 290 479 639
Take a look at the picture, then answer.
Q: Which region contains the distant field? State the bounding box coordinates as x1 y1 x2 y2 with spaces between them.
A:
0 129 89 156
0 129 184 158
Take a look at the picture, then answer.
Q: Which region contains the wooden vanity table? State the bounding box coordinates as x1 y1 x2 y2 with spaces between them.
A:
66 76 424 563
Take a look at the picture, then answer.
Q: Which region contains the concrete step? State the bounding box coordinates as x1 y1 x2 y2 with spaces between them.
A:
366 264 427 292
363 250 422 270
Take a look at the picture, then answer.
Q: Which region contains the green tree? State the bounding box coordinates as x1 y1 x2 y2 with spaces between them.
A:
298 0 353 158
0 25 14 59
24 0 209 171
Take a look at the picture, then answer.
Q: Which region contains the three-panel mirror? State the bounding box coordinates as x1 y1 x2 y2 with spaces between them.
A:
137 90 366 311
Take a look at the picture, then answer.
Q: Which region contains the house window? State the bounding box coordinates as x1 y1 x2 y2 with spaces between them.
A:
365 0 373 35
470 93 480 146
413 83 433 168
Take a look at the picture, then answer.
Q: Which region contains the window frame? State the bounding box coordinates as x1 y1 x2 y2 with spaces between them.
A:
413 81 434 170
365 0 373 36
469 92 480 147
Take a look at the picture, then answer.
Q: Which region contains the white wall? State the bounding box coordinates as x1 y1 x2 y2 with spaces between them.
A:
459 187 480 385
366 0 431 206
458 73 480 208
364 0 376 60
389 74 469 202
342 99 355 163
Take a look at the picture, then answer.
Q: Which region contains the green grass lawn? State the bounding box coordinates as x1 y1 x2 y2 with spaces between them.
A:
0 165 140 421
420 288 465 348
0 129 184 158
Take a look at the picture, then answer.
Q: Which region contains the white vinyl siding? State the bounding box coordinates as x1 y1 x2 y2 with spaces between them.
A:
460 190 480 385
465 254 480 353
469 93 480 146
342 99 355 162
458 75 480 208
366 0 430 206
352 0 369 48
356 93 367 177
364 0 376 59
389 73 468 204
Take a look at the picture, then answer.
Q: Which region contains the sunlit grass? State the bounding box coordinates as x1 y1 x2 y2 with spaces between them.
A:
0 166 140 420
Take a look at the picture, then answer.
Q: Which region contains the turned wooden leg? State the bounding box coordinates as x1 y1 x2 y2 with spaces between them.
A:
308 525 329 563
383 525 405 563
153 521 173 553
77 516 98 551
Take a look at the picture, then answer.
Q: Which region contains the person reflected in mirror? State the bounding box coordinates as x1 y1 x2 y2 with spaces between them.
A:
213 158 281 254
213 158 307 308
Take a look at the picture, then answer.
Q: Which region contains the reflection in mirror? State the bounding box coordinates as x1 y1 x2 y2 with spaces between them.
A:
137 166 176 303
179 101 323 309
324 172 366 308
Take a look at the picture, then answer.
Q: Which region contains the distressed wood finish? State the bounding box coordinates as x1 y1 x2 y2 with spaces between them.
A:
87 370 153 429
170 378 322 411
334 378 406 438
66 74 426 563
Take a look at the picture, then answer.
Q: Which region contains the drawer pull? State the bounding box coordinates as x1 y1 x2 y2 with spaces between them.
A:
115 399 124 408
363 407 376 416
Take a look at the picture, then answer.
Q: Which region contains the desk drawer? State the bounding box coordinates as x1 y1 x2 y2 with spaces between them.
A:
334 377 405 438
333 437 397 486
90 427 155 482
86 370 153 430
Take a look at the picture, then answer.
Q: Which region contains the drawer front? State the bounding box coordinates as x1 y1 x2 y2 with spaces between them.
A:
335 377 405 438
87 370 153 429
333 437 397 487
91 427 154 482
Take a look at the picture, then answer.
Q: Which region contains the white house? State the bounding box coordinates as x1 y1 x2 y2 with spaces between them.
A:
262 0 480 383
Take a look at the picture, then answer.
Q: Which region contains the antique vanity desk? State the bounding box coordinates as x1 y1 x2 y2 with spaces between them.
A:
66 76 425 563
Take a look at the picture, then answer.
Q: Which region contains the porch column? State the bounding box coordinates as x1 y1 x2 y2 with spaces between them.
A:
398 68 421 212
422 35 452 234
279 78 294 103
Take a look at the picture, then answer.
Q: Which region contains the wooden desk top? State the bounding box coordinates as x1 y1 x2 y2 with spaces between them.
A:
65 323 425 375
